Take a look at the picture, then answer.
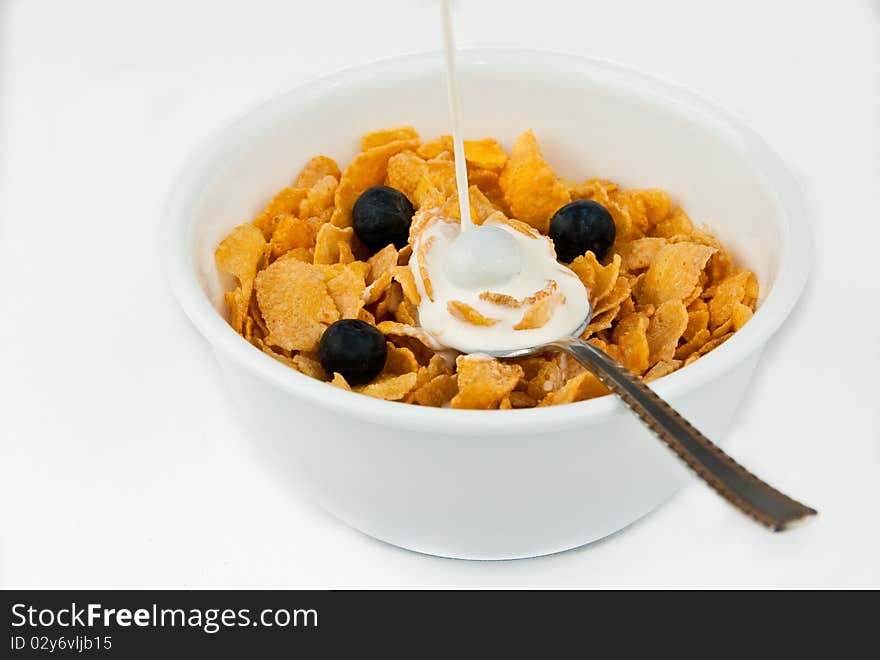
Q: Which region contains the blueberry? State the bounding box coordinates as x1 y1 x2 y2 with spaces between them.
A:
352 185 414 251
549 200 616 262
319 319 387 385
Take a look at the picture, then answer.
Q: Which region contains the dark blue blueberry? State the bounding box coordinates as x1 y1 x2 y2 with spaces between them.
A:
549 200 616 262
319 319 387 385
352 185 414 251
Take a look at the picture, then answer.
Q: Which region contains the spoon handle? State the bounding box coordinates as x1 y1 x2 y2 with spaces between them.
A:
554 337 816 530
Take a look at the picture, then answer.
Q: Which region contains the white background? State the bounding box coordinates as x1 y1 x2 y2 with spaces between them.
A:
1 0 878 588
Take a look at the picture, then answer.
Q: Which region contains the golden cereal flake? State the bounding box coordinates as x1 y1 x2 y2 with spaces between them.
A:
451 356 524 409
675 328 711 360
254 258 338 352
611 312 650 375
409 176 442 210
498 130 570 233
295 156 341 189
323 261 369 319
215 223 267 334
592 276 631 317
638 242 716 306
269 215 322 259
252 187 309 239
447 301 499 326
355 372 419 401
375 321 437 349
537 370 609 406
646 300 689 365
394 299 418 326
479 291 522 308
383 342 420 375
291 353 328 381
426 158 457 197
467 167 506 210
393 266 422 306
732 302 754 330
644 359 682 382
708 271 755 330
367 244 399 285
439 186 499 225
480 280 558 309
298 175 338 218
314 224 355 265
617 237 669 272
417 235 435 300
583 307 618 336
385 152 429 203
412 373 458 407
651 207 694 239
525 360 565 401
375 282 403 320
567 178 618 201
361 126 420 151
417 135 453 160
569 252 621 308
684 299 710 340
463 138 507 170
363 268 394 305
513 292 566 331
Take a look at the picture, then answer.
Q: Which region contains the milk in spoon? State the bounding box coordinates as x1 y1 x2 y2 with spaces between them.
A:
409 1 590 354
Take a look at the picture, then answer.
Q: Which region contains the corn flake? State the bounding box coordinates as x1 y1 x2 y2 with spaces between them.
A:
514 292 565 330
464 138 507 170
269 215 322 259
612 312 650 375
708 271 754 330
618 237 668 272
314 224 355 265
416 135 453 160
324 261 368 319
639 242 716 306
255 258 338 352
393 265 421 305
412 374 458 407
498 130 570 233
451 356 523 409
355 372 418 401
299 175 338 217
215 223 267 333
361 126 420 151
253 187 308 239
646 300 689 365
295 156 341 189
367 244 399 284
448 300 499 326
383 342 420 375
292 353 328 381
569 253 621 308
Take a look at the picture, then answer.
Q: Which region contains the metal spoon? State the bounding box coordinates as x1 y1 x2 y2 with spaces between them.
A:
484 313 817 531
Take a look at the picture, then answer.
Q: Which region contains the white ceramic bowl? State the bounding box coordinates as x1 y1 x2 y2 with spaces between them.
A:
166 49 809 560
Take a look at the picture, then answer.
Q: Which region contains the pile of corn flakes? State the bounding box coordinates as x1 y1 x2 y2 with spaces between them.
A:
215 127 757 409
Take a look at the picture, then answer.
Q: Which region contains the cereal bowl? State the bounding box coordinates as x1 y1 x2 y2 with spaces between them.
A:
165 49 809 559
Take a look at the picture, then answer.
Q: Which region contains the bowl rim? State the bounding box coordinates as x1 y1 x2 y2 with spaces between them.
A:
164 47 811 435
